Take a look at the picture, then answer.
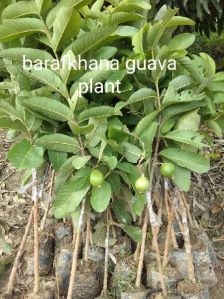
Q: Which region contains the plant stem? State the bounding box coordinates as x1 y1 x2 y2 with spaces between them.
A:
168 196 184 233
67 199 86 299
152 226 167 295
101 213 110 296
135 209 148 288
162 201 174 268
84 212 91 262
134 242 141 264
108 209 116 238
181 192 193 227
147 191 167 296
179 199 196 283
154 196 163 237
164 183 178 249
6 208 33 295
40 169 55 231
32 169 39 294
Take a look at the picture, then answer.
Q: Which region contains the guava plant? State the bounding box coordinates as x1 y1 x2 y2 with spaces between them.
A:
0 0 223 297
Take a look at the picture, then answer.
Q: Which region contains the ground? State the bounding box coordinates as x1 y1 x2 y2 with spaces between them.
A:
0 128 224 298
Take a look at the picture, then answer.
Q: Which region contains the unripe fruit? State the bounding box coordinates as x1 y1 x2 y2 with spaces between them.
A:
160 163 175 178
135 176 149 193
90 169 104 187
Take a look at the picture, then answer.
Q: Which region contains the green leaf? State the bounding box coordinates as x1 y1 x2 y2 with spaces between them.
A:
25 112 42 133
70 68 112 97
166 16 195 27
112 26 138 37
21 97 73 122
168 33 195 51
54 167 91 217
214 72 224 82
64 25 117 56
35 133 80 153
175 109 201 131
127 88 156 106
176 56 204 83
134 111 158 136
147 8 177 48
117 162 139 185
208 81 224 93
104 12 145 25
2 1 38 19
164 130 206 149
173 164 191 192
85 118 108 148
161 117 177 134
162 101 205 122
35 0 52 14
160 148 210 174
112 200 132 225
71 166 92 188
92 0 104 11
133 193 146 216
140 121 158 157
94 46 118 60
0 116 28 133
72 155 91 169
200 52 216 77
0 18 45 43
60 50 77 84
28 68 68 98
68 121 94 135
113 0 151 12
161 89 178 107
54 185 89 218
122 142 142 163
206 120 223 138
132 24 147 58
123 225 142 242
107 173 121 196
7 139 43 169
51 8 81 51
0 48 54 62
214 93 224 104
103 155 117 170
169 75 193 91
105 70 126 93
46 0 91 28
90 181 111 213
79 106 119 122
0 100 21 120
107 125 128 143
55 156 75 191
48 150 67 171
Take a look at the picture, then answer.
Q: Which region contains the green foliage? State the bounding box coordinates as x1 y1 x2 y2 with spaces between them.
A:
0 1 223 246
90 181 112 212
7 139 44 169
190 33 224 71
155 1 224 36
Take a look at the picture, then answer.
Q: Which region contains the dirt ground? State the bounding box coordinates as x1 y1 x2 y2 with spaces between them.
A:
0 129 33 296
0 128 224 298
